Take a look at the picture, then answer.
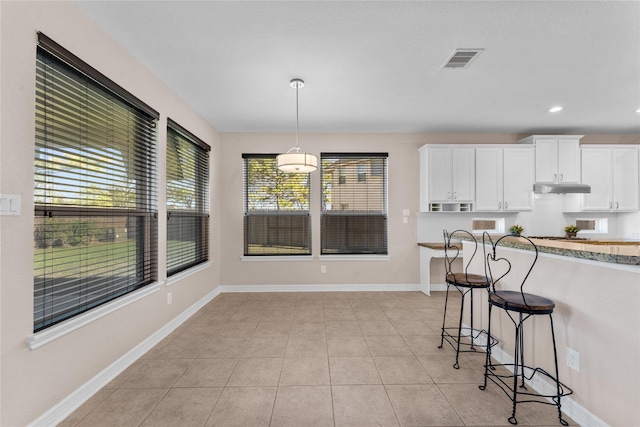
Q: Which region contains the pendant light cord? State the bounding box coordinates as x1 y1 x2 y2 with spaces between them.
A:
295 82 300 150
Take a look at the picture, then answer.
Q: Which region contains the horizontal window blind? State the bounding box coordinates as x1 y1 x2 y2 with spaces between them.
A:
243 154 311 255
321 153 388 255
167 119 210 276
34 36 158 332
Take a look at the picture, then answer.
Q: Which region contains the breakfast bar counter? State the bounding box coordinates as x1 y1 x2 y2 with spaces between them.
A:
419 236 640 266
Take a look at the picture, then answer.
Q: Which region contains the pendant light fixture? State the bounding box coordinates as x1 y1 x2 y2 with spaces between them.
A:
276 78 318 173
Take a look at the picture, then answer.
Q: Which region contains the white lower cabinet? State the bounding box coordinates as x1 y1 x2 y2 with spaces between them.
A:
581 145 639 211
475 146 534 212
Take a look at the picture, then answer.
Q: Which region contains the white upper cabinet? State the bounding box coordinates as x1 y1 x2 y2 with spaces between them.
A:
581 145 639 211
419 145 475 211
503 147 535 211
475 146 534 212
518 135 582 183
475 147 503 211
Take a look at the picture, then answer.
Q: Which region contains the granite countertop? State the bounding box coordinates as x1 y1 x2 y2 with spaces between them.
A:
419 236 640 266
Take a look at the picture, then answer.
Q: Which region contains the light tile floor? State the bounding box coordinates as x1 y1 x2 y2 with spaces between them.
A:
59 291 576 426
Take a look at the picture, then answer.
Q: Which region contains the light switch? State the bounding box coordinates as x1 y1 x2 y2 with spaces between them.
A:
0 194 20 215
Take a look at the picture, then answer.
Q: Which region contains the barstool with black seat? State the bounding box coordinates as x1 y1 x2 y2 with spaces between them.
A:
479 232 573 425
438 229 495 369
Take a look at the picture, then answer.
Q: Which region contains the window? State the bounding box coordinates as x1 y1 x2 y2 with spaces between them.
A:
33 33 158 332
243 154 311 255
472 218 505 234
167 119 210 276
338 168 346 185
357 163 367 182
576 218 608 233
321 153 388 255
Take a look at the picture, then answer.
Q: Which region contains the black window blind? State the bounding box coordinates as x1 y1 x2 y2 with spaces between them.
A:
34 34 158 332
243 154 311 255
321 153 388 255
167 119 210 275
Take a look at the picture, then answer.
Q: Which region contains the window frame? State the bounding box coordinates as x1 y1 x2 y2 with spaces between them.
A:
166 118 211 276
242 154 312 256
320 153 388 255
33 33 159 333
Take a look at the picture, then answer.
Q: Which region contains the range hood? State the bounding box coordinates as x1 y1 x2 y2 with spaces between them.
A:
533 183 591 194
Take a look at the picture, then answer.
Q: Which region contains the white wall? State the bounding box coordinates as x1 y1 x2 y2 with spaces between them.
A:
0 2 221 425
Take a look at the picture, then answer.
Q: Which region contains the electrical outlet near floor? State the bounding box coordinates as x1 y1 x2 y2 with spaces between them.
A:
321 265 326 274
167 292 172 305
566 347 580 372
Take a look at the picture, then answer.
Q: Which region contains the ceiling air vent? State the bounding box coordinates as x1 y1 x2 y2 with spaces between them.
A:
442 49 484 69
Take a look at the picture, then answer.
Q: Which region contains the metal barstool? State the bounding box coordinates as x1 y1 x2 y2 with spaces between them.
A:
479 232 573 425
438 229 496 369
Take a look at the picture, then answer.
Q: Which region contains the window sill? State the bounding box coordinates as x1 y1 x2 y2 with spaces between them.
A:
241 255 315 262
26 282 162 350
166 261 213 286
318 254 391 261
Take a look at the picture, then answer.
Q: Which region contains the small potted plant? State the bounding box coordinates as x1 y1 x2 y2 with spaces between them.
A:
509 224 524 236
564 224 580 238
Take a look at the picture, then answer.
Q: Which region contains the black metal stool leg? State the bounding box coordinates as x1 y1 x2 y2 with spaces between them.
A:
509 317 522 425
549 314 569 426
518 314 527 389
479 301 493 391
453 288 466 369
439 285 451 349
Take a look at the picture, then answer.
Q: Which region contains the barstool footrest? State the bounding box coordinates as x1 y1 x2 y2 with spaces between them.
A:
482 362 574 402
439 327 499 353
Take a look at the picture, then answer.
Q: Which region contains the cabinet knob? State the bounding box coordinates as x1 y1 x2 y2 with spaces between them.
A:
505 202 508 209
553 173 557 182
453 192 457 200
609 202 613 209
560 173 564 182
616 202 619 209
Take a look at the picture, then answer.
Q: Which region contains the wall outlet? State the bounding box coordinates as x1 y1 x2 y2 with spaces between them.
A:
566 347 580 372
321 265 326 274
167 292 172 305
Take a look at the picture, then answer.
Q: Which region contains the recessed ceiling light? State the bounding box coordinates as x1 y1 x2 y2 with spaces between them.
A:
636 108 640 113
549 106 563 113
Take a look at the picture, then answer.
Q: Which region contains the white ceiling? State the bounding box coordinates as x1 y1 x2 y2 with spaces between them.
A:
75 1 640 134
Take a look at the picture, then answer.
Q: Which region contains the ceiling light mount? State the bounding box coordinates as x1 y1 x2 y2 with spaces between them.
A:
277 78 318 173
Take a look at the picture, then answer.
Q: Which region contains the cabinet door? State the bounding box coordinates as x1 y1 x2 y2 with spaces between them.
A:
452 147 475 201
428 147 452 201
503 147 534 211
581 148 612 211
613 147 639 211
535 138 558 182
557 138 580 183
475 148 503 211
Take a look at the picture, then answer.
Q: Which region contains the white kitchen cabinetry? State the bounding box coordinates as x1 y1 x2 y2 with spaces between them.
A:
475 146 534 212
419 145 475 212
518 135 582 183
581 145 639 212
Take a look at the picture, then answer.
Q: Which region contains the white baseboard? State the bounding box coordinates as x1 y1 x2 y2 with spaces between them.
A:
462 322 608 427
28 287 221 427
219 283 421 293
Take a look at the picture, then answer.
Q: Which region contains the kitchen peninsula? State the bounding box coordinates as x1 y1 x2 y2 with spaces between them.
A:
419 237 640 426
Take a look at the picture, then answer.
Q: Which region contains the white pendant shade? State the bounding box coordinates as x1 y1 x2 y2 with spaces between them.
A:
276 150 318 173
277 78 317 173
